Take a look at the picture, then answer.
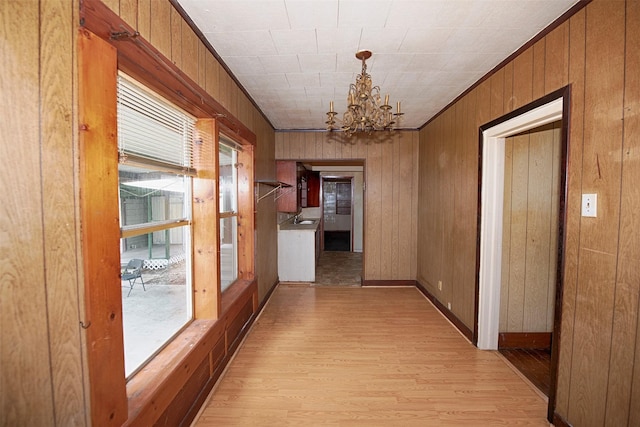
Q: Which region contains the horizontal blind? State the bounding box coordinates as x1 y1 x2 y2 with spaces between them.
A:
117 75 196 173
219 134 243 152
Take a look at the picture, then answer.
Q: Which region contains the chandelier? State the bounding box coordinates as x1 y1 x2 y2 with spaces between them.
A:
326 50 403 136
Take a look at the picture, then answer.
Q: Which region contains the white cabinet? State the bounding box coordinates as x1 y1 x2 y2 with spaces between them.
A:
278 226 318 282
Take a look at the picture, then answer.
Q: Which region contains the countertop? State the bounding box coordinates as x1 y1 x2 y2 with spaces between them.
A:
278 218 320 231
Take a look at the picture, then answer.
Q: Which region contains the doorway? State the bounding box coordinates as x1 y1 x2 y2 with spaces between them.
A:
476 87 569 419
299 164 364 286
322 177 353 251
497 120 562 397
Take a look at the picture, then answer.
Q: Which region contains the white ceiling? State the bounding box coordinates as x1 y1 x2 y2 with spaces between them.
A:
175 0 581 131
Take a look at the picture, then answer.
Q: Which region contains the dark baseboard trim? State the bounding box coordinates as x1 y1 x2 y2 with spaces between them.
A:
553 412 572 427
498 332 552 350
361 279 417 287
258 278 280 313
415 281 473 341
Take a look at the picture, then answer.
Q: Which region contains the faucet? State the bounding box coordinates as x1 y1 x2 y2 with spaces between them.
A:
293 213 301 224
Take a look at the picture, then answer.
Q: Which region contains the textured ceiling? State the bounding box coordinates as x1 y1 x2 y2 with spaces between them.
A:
175 0 581 131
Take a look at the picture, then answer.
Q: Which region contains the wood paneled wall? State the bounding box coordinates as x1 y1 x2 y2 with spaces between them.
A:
276 132 419 281
500 123 561 334
418 1 640 425
1 1 85 425
1 0 276 425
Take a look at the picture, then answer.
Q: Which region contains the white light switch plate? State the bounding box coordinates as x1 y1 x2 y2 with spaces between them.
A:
582 193 597 217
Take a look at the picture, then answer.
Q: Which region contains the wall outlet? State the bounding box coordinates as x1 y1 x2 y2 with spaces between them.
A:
582 193 597 217
447 302 452 310
438 280 442 291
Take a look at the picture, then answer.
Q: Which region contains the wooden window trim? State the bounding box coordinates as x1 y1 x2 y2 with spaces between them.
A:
80 0 256 145
78 1 257 423
78 28 127 427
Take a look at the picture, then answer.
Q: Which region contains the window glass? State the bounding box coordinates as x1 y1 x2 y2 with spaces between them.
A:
118 165 193 377
219 140 238 291
117 74 195 377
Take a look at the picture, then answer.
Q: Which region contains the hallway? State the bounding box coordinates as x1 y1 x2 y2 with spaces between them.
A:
194 285 549 426
314 251 362 286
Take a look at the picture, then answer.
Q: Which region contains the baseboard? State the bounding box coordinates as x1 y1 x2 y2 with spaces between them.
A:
552 412 573 427
498 332 552 350
361 279 417 287
259 278 280 312
415 281 474 341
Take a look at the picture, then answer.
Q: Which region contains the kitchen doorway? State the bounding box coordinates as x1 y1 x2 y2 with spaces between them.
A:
300 163 364 286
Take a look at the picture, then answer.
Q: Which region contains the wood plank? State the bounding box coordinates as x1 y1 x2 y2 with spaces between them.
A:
523 124 554 332
78 28 128 426
323 133 337 159
195 286 549 426
545 21 570 93
555 7 586 418
567 251 616 425
398 133 413 279
512 46 534 110
170 6 182 68
149 0 171 59
489 67 505 120
101 0 119 13
182 21 199 84
365 142 382 280
237 145 256 281
193 119 220 319
0 1 55 425
289 131 302 159
532 40 546 100
136 0 151 41
605 263 640 426
119 0 137 27
41 0 87 425
459 90 478 327
409 133 419 279
506 132 529 332
205 53 220 101
440 108 455 303
606 2 640 423
503 61 515 113
380 140 394 277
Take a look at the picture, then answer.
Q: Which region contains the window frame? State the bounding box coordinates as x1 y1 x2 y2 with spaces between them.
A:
78 4 256 423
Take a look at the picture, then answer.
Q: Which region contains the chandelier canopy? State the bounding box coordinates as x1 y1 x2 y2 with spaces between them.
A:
326 50 403 136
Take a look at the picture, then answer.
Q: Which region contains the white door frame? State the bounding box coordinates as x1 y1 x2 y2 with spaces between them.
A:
476 97 564 350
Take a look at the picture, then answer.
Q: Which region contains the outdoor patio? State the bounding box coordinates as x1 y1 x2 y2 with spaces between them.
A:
120 243 234 376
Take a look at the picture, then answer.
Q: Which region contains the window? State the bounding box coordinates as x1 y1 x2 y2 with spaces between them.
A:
219 136 240 291
117 74 195 377
78 23 257 425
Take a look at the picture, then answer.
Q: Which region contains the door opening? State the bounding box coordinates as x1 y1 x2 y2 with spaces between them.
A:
322 177 353 251
475 86 570 421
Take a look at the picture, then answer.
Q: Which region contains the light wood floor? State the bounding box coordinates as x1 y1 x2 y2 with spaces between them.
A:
194 285 550 426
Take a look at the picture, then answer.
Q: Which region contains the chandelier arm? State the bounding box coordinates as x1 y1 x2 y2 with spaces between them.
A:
325 50 403 135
